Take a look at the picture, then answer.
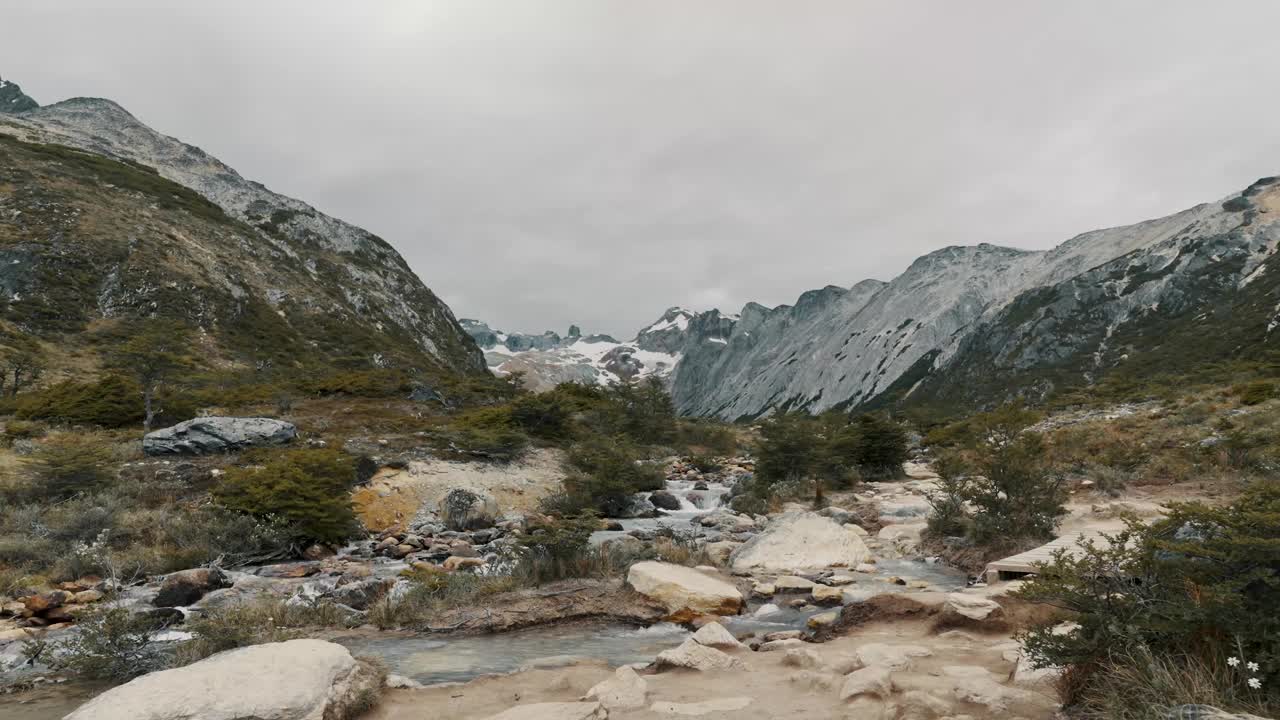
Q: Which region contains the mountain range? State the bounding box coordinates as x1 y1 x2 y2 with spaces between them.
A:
3 72 1277 418
474 178 1280 418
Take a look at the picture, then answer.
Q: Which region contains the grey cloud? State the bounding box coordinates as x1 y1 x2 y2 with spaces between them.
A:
5 1 1280 336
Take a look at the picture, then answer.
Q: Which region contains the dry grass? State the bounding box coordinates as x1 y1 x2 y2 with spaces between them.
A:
1071 646 1278 720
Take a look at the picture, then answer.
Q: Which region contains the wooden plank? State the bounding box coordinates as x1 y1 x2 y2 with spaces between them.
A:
984 530 1111 583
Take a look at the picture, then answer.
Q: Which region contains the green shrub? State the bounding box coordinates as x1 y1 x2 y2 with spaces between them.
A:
213 448 360 546
961 433 1066 544
175 597 354 666
1017 481 1280 714
301 369 411 398
675 419 738 455
3 419 45 441
29 606 169 681
14 375 143 427
1235 380 1277 406
849 413 909 478
923 403 1043 448
558 437 664 516
509 393 573 440
20 435 116 500
754 413 821 486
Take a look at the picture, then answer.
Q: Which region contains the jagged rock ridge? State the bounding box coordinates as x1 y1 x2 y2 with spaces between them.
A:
664 180 1279 418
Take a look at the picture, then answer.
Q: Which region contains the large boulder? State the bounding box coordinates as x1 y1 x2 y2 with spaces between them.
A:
626 561 743 621
440 488 500 531
153 567 232 608
729 512 870 572
144 417 297 456
65 639 383 720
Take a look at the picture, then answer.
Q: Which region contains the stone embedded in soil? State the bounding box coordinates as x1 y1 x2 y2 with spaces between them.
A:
942 592 1002 621
648 697 752 716
655 638 746 672
483 701 607 720
855 643 933 671
584 665 647 710
839 666 894 701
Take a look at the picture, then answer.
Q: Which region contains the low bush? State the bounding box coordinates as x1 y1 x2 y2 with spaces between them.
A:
18 434 116 500
213 448 360 547
1017 481 1280 716
1234 380 1277 406
675 420 737 455
558 437 664 515
14 375 143 427
509 392 573 441
175 597 355 666
27 606 169 681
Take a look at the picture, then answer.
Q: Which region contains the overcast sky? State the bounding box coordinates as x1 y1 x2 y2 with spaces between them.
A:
5 2 1280 336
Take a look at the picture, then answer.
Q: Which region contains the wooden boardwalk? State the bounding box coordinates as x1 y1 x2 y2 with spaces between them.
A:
984 530 1112 584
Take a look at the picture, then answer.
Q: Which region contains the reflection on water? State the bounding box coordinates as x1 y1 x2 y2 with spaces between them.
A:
336 558 966 686
336 621 691 685
0 681 106 720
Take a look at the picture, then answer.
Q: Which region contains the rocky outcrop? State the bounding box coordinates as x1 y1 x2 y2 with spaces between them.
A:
626 561 743 620
0 76 38 113
64 639 384 720
730 512 870 572
143 417 297 456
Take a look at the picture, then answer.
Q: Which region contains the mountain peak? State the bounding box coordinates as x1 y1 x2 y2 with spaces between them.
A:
0 75 39 113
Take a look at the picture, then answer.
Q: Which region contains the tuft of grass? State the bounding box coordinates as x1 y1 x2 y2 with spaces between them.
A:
1072 646 1277 720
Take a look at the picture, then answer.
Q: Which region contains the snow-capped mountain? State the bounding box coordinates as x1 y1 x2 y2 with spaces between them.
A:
459 309 707 391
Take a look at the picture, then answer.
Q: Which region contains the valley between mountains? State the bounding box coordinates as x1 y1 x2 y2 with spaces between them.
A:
0 72 1277 720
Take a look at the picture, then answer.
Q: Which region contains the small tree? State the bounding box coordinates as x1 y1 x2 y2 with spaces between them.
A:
0 332 45 397
109 319 193 433
755 412 820 487
964 433 1066 544
851 413 909 478
23 435 115 500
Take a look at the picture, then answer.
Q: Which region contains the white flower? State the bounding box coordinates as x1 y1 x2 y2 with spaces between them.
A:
1227 657 1241 667
1247 662 1260 672
1247 677 1262 690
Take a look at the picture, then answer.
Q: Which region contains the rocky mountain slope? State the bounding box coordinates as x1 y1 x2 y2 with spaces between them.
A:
0 78 484 377
662 180 1279 418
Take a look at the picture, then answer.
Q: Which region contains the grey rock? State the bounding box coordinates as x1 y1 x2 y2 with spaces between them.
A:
143 417 297 455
